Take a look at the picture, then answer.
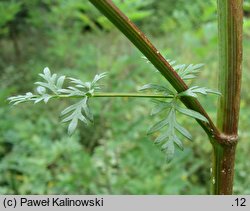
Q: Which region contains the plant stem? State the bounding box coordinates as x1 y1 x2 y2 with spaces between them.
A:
213 0 243 194
93 93 174 98
211 138 237 194
88 0 220 137
49 93 174 99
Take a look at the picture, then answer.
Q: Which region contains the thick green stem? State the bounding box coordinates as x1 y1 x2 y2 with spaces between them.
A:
213 0 243 194
88 0 220 137
210 136 238 194
217 0 243 134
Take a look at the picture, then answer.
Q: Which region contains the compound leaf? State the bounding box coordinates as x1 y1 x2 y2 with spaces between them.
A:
68 118 78 136
139 84 174 95
147 118 169 135
173 135 184 151
162 139 175 163
174 122 192 140
8 67 107 135
150 100 172 115
175 106 208 122
178 86 221 98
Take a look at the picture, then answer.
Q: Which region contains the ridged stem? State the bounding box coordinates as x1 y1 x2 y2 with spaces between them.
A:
212 0 243 194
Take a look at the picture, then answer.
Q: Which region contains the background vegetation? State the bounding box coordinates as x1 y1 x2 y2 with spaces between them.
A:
0 0 249 194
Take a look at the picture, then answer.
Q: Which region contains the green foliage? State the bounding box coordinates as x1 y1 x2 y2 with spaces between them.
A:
1 0 249 195
139 89 210 162
96 0 153 30
178 86 221 98
0 103 209 194
148 102 190 162
173 63 204 80
138 57 220 161
139 84 174 95
244 0 250 12
137 65 218 162
8 59 220 162
8 68 107 135
0 1 21 35
147 0 217 33
61 98 91 135
28 0 152 31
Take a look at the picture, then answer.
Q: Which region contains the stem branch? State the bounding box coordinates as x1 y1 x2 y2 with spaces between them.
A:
88 0 220 137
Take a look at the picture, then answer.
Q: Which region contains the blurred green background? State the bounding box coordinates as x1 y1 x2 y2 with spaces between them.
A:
0 0 249 194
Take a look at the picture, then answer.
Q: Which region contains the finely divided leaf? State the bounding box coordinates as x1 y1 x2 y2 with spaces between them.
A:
178 86 221 98
154 129 171 144
92 72 108 84
175 63 204 80
68 118 78 136
150 100 172 115
36 67 67 94
81 97 93 121
147 103 190 161
175 106 208 122
173 135 184 151
147 118 169 135
174 122 192 140
8 92 35 105
139 84 174 95
43 67 51 78
61 103 79 116
61 97 93 135
8 68 108 135
36 86 46 95
56 76 66 89
67 72 107 97
162 139 175 163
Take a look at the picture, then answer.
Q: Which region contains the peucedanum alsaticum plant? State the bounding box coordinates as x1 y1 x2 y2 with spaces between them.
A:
8 60 220 162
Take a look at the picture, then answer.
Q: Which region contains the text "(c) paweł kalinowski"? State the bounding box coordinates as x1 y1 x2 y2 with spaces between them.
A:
20 197 104 207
